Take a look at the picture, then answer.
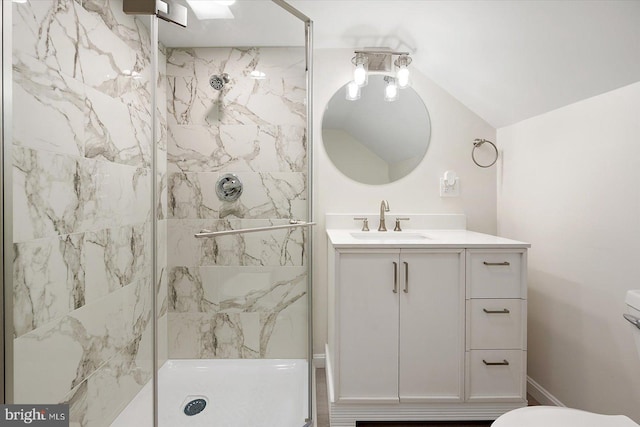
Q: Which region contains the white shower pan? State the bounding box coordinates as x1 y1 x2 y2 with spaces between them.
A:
111 359 308 427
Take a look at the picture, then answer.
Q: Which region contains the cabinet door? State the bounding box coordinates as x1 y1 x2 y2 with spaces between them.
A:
338 251 400 402
399 250 465 402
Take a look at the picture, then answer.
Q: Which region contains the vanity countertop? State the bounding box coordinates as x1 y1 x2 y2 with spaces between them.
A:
326 228 531 249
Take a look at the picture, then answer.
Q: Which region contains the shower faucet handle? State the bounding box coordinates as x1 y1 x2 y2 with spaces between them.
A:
216 174 243 202
353 217 370 231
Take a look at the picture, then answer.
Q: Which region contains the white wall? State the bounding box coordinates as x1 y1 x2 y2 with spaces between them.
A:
313 48 497 355
497 82 640 421
389 155 423 183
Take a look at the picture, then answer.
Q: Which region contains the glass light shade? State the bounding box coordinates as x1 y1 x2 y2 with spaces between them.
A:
384 78 399 102
353 63 368 87
397 66 410 88
346 81 361 101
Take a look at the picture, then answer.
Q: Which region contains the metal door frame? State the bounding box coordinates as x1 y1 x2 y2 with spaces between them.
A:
1 0 14 405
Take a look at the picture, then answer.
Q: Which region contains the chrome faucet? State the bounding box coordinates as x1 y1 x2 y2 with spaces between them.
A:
378 200 390 231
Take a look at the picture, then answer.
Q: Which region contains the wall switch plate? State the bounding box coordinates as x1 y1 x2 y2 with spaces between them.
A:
440 177 460 197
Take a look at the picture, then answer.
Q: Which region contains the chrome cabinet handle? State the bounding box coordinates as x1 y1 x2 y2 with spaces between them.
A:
483 359 510 366
393 262 398 293
403 261 409 293
624 313 640 330
483 261 510 266
483 308 510 314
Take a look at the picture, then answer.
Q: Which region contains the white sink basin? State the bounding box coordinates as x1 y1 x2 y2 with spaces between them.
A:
350 232 431 240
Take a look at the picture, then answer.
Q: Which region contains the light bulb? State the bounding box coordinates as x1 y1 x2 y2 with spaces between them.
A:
395 54 412 88
397 66 410 88
353 64 368 87
384 77 399 102
346 81 361 101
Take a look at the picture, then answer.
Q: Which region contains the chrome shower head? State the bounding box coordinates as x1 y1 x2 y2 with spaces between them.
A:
209 73 230 90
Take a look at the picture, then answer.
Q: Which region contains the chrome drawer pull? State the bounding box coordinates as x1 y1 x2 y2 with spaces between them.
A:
393 262 398 293
483 359 510 366
483 308 510 314
403 261 409 293
483 261 510 266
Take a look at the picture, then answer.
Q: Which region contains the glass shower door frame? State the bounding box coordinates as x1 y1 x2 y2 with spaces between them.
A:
147 2 314 427
2 0 13 404
269 2 315 424
2 0 158 413
1 2 314 424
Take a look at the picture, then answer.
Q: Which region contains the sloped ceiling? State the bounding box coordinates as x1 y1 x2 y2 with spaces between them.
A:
160 0 640 128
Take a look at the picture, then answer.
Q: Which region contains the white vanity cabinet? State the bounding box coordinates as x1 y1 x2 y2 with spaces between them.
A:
334 249 465 403
326 226 530 427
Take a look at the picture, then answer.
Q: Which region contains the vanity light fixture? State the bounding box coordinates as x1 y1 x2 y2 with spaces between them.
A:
347 49 412 101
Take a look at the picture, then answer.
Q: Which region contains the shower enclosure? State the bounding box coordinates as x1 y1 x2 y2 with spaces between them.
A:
1 0 313 425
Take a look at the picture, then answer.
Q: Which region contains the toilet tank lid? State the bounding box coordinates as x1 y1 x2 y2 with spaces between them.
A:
626 290 640 311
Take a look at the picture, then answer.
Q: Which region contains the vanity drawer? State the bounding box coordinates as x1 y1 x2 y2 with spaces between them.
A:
467 250 525 299
466 350 526 401
467 299 525 350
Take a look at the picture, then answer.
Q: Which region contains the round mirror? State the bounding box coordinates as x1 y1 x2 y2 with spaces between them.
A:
322 75 431 184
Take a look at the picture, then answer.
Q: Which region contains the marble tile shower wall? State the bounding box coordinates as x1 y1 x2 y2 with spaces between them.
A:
166 47 308 359
11 1 160 426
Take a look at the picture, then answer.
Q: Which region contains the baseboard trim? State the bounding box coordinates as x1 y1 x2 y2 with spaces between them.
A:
527 376 565 407
313 353 326 368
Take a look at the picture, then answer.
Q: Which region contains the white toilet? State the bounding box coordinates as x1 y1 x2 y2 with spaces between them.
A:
492 289 640 427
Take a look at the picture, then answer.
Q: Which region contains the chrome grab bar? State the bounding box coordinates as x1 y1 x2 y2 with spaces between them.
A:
194 220 316 238
624 313 640 330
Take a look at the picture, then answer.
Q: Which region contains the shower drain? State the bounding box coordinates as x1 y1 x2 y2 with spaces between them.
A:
183 398 207 416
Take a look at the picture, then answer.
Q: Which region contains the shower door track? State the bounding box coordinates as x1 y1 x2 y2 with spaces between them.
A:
194 221 316 239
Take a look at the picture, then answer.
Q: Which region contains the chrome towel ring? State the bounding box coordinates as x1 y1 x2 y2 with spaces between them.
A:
472 138 498 168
